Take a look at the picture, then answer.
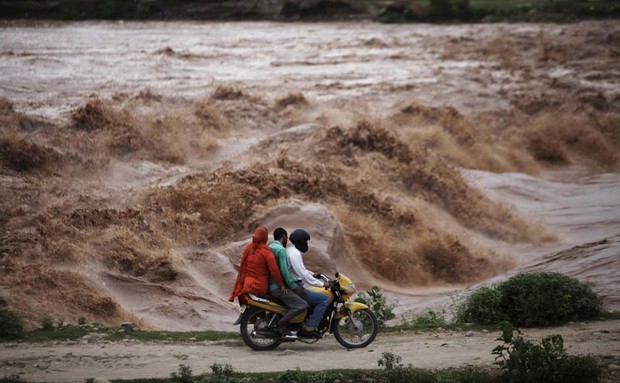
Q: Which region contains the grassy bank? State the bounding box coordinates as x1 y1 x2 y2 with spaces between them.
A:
0 0 619 22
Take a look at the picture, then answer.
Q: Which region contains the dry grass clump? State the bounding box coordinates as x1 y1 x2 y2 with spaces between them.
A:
275 92 309 109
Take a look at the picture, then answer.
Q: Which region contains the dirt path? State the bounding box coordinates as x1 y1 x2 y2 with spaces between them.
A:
1 320 619 382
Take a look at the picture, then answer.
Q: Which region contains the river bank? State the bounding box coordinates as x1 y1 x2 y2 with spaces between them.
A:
1 0 619 23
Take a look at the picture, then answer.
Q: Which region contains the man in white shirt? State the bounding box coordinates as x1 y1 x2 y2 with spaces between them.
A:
286 228 330 338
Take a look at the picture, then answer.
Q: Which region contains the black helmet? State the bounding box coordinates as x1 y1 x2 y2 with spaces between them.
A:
289 228 310 253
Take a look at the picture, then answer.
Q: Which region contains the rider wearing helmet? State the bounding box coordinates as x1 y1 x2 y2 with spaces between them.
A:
286 228 330 338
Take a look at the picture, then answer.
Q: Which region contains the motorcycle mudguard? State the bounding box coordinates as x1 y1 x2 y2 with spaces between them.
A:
334 302 369 319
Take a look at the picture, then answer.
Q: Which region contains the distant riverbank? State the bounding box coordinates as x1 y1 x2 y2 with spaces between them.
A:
1 0 619 23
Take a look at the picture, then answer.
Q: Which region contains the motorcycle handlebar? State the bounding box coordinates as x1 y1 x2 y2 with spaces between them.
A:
313 273 330 282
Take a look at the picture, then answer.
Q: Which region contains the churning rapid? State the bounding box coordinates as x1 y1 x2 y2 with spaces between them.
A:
1 20 619 330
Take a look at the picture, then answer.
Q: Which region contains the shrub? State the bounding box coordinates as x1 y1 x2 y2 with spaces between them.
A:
0 309 24 339
170 364 194 383
429 0 453 18
497 272 601 327
0 375 24 383
40 316 55 331
354 286 396 326
205 363 237 383
493 323 601 383
378 352 403 370
456 286 504 325
407 310 447 329
457 272 601 327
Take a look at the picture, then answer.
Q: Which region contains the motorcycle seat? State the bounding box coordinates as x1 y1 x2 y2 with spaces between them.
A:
247 293 286 307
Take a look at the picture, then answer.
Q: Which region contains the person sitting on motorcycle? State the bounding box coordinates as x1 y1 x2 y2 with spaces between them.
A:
286 228 331 338
229 226 288 305
268 228 309 335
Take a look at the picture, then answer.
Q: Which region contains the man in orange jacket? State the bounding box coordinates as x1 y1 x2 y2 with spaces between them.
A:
229 226 288 304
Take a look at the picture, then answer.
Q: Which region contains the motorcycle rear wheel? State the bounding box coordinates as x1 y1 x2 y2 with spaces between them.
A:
333 308 378 349
240 307 282 351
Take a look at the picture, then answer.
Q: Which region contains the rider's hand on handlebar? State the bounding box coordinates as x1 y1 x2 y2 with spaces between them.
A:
323 281 332 289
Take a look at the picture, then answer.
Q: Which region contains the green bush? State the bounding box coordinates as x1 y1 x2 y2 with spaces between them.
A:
40 316 55 331
497 272 601 327
205 363 238 383
457 272 601 327
429 0 453 18
0 375 24 383
170 364 194 383
0 309 24 339
354 285 396 326
408 310 447 329
493 323 601 383
378 352 403 370
456 286 504 325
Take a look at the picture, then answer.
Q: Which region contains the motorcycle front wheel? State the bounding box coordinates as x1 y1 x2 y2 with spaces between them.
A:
333 308 378 349
240 307 282 351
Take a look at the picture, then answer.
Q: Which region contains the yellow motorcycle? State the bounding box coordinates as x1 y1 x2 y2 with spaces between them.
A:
235 273 378 351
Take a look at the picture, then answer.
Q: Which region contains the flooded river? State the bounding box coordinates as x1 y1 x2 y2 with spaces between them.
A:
3 20 616 119
1 20 619 325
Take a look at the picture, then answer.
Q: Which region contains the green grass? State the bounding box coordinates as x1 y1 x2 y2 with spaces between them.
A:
106 365 497 383
3 309 618 344
600 311 620 320
0 325 240 343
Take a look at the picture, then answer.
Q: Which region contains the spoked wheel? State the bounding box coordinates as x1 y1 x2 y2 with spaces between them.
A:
239 307 282 351
333 308 378 349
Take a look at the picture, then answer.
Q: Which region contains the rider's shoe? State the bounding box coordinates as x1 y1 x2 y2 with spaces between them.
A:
277 320 292 335
299 326 320 338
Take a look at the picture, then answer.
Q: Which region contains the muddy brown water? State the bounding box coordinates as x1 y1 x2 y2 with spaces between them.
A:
2 20 617 120
1 20 620 381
